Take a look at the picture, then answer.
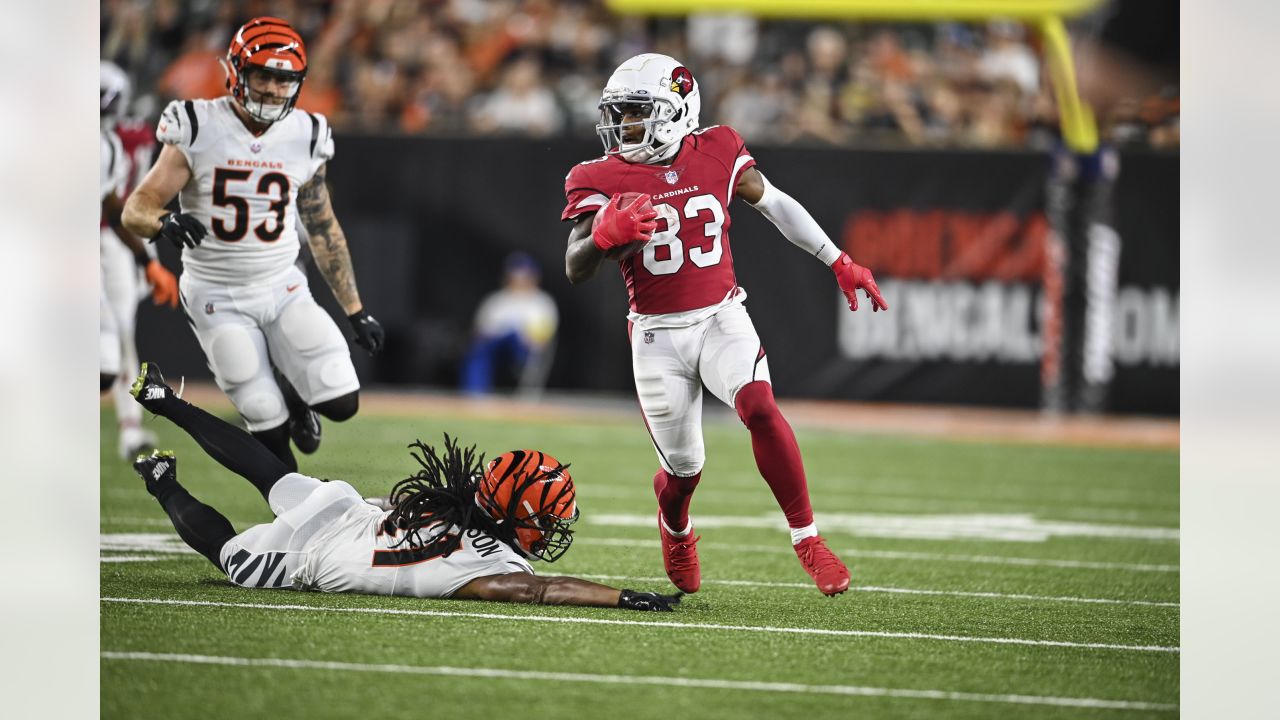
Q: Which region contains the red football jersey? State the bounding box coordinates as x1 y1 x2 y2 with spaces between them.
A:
114 119 157 197
562 125 756 315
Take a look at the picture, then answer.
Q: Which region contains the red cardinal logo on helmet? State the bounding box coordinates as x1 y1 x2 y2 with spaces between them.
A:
669 66 694 98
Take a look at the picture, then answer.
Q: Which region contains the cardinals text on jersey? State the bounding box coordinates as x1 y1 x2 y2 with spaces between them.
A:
157 96 334 284
562 125 756 316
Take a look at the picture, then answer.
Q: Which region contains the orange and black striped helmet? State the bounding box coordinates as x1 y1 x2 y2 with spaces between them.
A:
475 450 577 562
222 17 308 124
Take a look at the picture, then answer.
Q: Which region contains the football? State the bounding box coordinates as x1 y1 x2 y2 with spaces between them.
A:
594 192 650 261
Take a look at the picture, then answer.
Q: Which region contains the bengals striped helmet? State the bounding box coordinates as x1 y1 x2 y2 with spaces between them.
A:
475 450 577 562
222 17 308 124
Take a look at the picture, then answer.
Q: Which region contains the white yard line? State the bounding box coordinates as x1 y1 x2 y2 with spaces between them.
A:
580 538 1180 572
100 651 1176 712
101 597 1179 653
571 574 1178 608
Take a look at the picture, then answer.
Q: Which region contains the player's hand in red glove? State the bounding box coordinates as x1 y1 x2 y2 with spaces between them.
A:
832 252 887 312
144 259 179 309
592 192 657 252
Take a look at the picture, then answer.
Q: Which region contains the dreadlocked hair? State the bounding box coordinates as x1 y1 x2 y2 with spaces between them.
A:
383 435 513 558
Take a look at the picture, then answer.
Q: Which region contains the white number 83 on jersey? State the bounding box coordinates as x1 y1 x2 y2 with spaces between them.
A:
642 193 725 276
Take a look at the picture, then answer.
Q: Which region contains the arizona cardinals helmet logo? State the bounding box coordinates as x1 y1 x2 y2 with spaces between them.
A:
669 66 694 97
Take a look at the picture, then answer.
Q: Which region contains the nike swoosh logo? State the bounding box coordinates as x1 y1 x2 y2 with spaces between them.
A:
286 284 301 293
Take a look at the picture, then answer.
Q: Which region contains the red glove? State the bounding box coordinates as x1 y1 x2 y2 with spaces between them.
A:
592 193 657 252
831 252 887 312
144 259 179 309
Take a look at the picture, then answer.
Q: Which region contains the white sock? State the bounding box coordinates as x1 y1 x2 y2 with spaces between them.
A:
790 523 818 545
661 515 693 538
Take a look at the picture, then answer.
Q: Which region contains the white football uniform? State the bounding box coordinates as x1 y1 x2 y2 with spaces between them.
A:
101 123 153 452
630 301 771 477
218 474 533 598
100 130 128 377
156 98 358 430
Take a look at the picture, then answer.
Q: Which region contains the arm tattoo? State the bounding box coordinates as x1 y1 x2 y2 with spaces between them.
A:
298 165 363 314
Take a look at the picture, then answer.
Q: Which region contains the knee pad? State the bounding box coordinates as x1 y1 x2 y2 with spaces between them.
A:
280 300 339 353
310 356 359 396
209 325 262 384
313 391 358 422
235 382 287 431
664 453 705 478
735 381 778 427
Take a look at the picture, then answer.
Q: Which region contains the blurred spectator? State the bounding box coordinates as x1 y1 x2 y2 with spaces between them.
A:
472 55 564 137
101 0 1176 149
460 253 559 397
978 21 1039 95
156 29 226 101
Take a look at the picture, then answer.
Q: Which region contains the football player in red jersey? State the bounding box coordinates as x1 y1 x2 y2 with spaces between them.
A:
562 54 887 596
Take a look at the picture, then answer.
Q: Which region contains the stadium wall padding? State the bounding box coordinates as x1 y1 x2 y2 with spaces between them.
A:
137 138 1178 415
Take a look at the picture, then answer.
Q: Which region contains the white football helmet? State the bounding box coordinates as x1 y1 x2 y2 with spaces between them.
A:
596 53 701 164
100 61 131 126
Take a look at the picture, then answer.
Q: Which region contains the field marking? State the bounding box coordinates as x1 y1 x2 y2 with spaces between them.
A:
101 597 1179 653
572 574 1178 608
590 512 1178 543
101 651 1176 712
581 538 1180 572
98 532 1180 575
95 533 1176 606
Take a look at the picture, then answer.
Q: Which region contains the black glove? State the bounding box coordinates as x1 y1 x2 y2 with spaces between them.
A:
152 212 206 249
348 309 385 355
618 589 683 612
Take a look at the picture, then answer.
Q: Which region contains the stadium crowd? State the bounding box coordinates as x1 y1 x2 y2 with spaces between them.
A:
102 0 1178 149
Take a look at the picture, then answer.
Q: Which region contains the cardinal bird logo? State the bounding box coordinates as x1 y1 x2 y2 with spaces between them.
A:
669 67 694 98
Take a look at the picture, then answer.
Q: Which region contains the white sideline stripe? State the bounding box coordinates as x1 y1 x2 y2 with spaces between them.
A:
581 538 1180 573
573 574 1179 608
92 554 1179 607
101 597 1179 653
100 651 1176 712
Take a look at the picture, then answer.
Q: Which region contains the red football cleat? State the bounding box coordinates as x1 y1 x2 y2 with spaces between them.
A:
794 536 851 596
658 511 701 593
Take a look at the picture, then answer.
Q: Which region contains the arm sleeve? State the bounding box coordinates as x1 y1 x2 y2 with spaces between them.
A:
749 171 842 267
561 163 610 222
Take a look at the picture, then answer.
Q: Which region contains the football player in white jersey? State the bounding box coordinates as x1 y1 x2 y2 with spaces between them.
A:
128 362 681 611
101 63 179 403
122 17 384 472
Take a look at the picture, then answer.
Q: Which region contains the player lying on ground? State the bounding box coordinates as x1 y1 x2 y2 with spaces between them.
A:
563 54 888 596
129 362 680 611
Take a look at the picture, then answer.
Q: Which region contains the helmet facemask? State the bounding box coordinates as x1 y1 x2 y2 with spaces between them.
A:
234 63 305 124
597 93 687 164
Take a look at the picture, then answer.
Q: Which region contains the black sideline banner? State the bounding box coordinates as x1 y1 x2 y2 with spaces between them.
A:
138 139 1177 415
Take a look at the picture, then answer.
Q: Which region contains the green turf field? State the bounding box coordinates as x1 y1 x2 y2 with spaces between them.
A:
100 402 1179 719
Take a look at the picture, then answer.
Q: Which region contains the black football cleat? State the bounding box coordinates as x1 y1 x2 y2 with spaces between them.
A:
132 450 178 496
278 373 321 454
129 362 173 413
290 407 322 454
